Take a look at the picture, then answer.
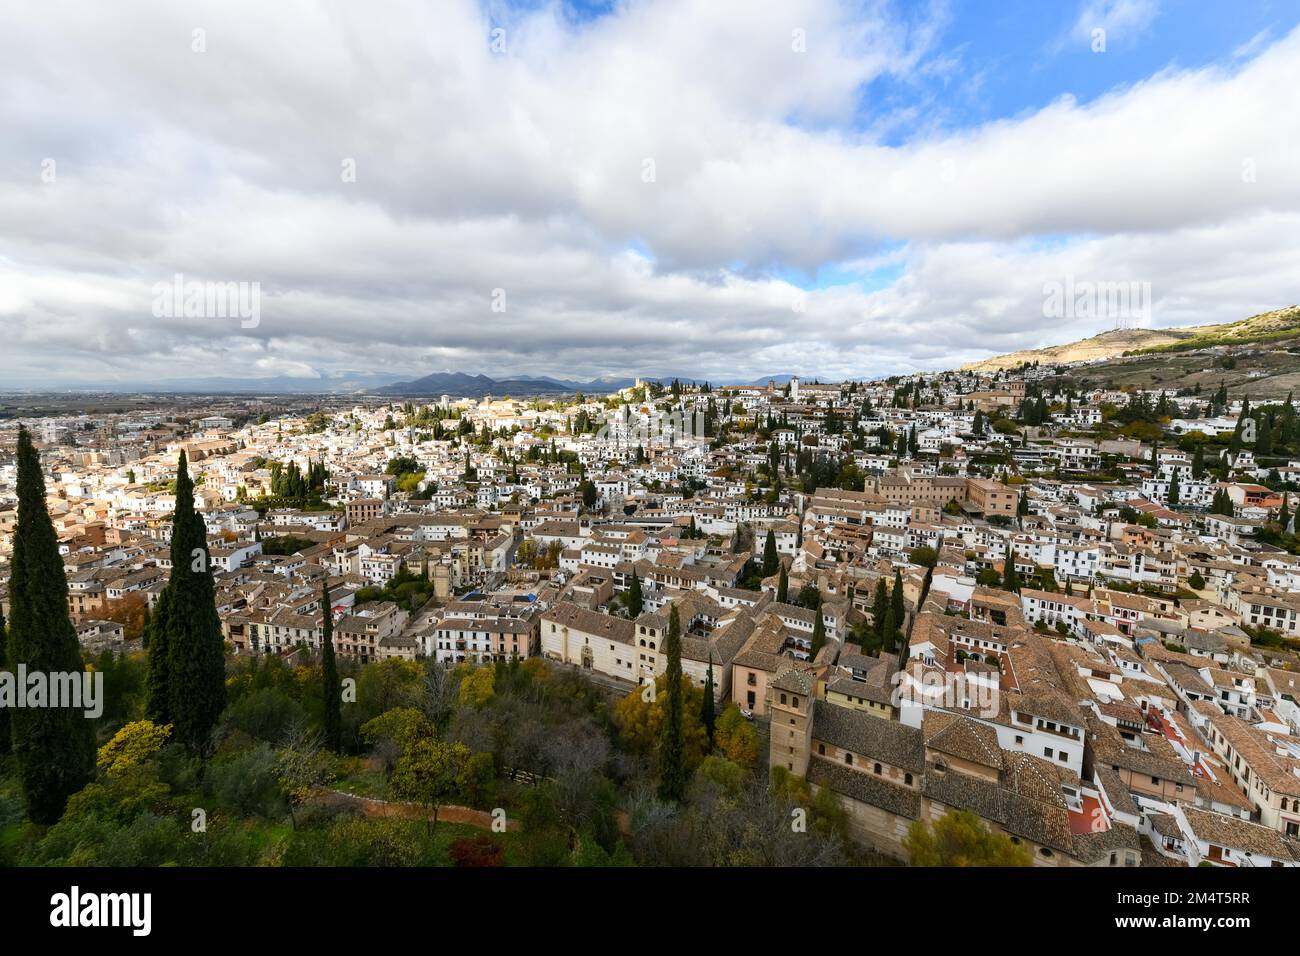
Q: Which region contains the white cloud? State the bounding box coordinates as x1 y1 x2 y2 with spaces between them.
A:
0 0 1296 386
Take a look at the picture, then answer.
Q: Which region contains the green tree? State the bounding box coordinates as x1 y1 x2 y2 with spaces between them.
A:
625 571 644 617
321 579 341 752
909 546 938 569
163 451 228 754
701 657 717 750
276 729 336 829
890 569 906 634
904 809 1032 866
776 565 789 604
1002 543 1021 594
1230 397 1251 453
810 609 826 660
0 605 9 755
1167 470 1180 506
391 739 472 832
714 704 760 769
871 578 890 643
881 603 898 653
5 426 96 822
762 530 779 577
657 605 687 802
144 588 174 723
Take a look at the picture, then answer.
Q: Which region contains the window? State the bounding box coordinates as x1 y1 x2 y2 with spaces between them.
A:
845 753 853 766
904 773 913 785
818 744 825 756
873 763 882 775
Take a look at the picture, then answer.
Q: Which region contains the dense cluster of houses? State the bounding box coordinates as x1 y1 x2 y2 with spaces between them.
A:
2 368 1299 866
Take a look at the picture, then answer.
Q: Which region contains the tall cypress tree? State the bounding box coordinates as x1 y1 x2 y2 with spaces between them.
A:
881 603 898 653
321 578 341 751
657 605 686 802
145 585 174 724
700 656 716 751
0 605 10 756
6 427 95 822
762 530 778 577
163 451 227 754
1003 542 1021 594
889 569 905 636
1230 398 1251 453
810 609 826 660
871 578 889 642
776 565 789 604
626 570 644 617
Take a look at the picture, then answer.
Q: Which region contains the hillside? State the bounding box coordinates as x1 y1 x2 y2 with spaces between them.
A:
960 306 1300 373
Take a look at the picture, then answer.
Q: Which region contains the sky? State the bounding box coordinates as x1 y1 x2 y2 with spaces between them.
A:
1 0 1299 389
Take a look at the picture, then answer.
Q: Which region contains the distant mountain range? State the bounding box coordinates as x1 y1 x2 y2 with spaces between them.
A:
377 371 806 396
17 369 804 397
376 371 637 396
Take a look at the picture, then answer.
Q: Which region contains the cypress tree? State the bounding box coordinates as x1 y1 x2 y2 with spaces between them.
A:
321 578 341 752
1230 398 1251 453
889 569 905 636
6 427 95 822
762 530 778 577
701 656 716 750
657 605 686 802
0 606 9 756
881 603 898 653
919 565 934 610
1256 415 1273 455
777 565 789 604
871 578 889 642
144 586 174 723
163 451 227 755
1168 471 1180 506
626 571 644 617
810 609 826 660
1003 543 1021 593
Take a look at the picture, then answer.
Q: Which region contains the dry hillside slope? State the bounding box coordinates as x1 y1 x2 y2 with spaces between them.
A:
960 306 1300 373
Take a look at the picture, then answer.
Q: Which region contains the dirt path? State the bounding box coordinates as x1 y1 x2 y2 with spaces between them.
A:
312 787 522 830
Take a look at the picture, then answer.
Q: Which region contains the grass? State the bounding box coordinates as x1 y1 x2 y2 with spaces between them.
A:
332 756 389 799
